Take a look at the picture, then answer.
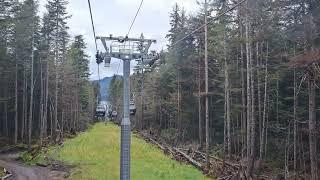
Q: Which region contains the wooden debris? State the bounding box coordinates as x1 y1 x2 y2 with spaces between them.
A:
136 131 244 179
173 148 202 169
193 150 240 168
1 168 12 180
1 173 12 180
141 133 165 150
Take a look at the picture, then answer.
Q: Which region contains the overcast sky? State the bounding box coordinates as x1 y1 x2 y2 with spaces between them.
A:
38 0 199 80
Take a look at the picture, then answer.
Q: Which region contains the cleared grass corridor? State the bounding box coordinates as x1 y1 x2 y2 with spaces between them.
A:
48 123 208 180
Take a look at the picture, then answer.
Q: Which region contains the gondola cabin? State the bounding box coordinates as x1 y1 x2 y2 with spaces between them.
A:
129 101 136 115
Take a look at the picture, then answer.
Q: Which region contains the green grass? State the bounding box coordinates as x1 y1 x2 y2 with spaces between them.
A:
44 123 209 180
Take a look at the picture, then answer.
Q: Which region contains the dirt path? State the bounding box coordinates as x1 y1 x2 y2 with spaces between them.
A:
0 153 64 180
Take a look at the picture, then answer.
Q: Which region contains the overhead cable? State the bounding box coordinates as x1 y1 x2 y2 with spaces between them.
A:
87 0 98 51
127 0 144 37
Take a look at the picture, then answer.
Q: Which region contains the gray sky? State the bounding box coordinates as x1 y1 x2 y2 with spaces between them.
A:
39 0 198 80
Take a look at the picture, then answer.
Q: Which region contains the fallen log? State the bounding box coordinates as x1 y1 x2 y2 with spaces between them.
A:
173 148 202 169
193 150 240 168
1 173 12 180
141 133 166 151
138 132 176 155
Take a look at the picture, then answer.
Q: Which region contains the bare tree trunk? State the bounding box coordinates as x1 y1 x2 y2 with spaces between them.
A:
44 60 49 138
25 78 28 142
285 120 291 179
300 131 307 177
238 2 246 159
198 55 202 147
260 42 268 160
71 102 74 131
14 59 18 144
264 95 269 159
276 73 279 126
293 51 297 176
224 39 231 157
21 68 26 142
54 63 58 140
4 101 8 137
240 34 246 159
248 37 256 177
308 75 317 180
74 92 77 130
177 71 181 135
28 35 35 149
237 114 240 155
54 7 60 140
61 69 65 140
50 100 53 137
40 58 44 146
257 42 262 149
224 91 227 153
204 0 210 169
245 0 252 160
61 110 64 140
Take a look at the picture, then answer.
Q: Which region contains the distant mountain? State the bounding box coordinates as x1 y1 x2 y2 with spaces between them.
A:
92 75 123 101
92 76 112 101
99 77 112 101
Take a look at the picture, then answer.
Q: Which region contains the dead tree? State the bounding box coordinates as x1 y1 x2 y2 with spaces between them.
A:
289 49 320 180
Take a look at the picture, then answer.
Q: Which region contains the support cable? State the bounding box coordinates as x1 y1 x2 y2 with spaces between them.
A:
127 0 144 37
87 0 98 51
118 0 144 76
87 0 102 101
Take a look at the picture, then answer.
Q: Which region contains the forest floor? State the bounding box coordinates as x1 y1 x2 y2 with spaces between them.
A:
28 122 209 180
0 152 67 180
